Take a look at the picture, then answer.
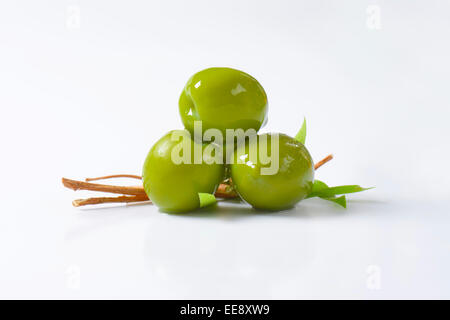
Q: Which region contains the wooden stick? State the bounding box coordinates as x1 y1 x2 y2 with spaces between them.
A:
62 177 239 206
314 154 333 170
85 174 142 182
72 194 150 207
62 177 146 196
71 186 238 207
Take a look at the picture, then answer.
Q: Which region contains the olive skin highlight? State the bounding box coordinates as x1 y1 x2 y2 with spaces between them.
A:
230 133 315 211
179 67 268 136
142 130 224 213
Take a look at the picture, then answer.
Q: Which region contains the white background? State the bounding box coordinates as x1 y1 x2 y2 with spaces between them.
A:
0 0 449 299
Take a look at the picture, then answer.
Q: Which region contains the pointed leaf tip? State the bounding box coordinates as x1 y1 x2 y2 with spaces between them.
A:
320 195 347 208
198 193 217 208
295 117 307 144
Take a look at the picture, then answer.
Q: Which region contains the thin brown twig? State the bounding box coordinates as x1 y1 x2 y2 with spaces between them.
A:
72 194 150 207
62 177 146 196
62 177 238 206
314 154 333 170
85 174 142 182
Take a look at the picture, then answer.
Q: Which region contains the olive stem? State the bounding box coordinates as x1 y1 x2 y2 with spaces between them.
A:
62 177 145 196
62 177 238 207
86 174 142 182
314 154 333 170
72 195 150 207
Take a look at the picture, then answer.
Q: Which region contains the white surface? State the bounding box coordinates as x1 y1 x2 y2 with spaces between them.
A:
0 0 449 299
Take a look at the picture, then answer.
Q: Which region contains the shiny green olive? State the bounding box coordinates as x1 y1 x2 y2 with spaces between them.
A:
142 130 224 213
179 67 268 136
230 133 314 210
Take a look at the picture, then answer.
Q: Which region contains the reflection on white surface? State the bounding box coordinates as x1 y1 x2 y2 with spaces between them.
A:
57 199 449 299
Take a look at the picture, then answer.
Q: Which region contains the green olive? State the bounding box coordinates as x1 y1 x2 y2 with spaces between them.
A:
142 130 224 213
179 67 268 136
230 133 314 210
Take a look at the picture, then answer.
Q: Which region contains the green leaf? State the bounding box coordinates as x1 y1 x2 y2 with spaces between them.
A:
319 195 347 208
308 185 374 199
310 179 329 193
309 180 347 208
198 193 217 208
295 117 307 144
307 179 373 208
